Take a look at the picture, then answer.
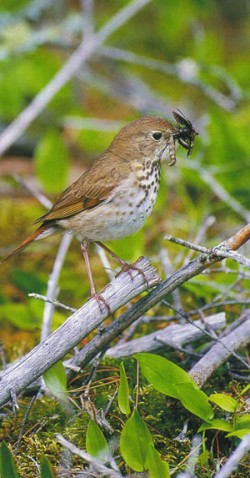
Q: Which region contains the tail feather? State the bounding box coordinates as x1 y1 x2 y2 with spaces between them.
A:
1 226 50 263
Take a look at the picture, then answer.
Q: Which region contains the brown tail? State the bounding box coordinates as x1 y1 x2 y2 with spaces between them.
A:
1 226 48 263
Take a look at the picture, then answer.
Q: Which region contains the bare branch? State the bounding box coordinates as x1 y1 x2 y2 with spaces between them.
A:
100 46 241 110
165 234 250 268
0 0 151 156
176 435 202 478
40 233 72 341
105 313 226 359
81 0 94 40
1 223 250 407
28 293 76 313
189 317 250 387
13 175 52 209
0 257 159 407
68 223 250 378
57 434 122 478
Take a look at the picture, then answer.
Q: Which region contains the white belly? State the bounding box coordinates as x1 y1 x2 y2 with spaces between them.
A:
59 168 160 242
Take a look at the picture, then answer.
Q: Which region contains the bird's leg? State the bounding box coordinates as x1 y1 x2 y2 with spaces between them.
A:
80 241 111 314
95 241 148 286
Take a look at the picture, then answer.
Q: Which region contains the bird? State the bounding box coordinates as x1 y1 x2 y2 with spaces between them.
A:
2 111 198 301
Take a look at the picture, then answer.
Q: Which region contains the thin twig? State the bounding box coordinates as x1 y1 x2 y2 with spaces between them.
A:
28 293 76 313
81 0 94 40
40 233 72 341
0 0 151 156
13 175 52 209
57 434 122 478
183 215 216 266
165 235 208 253
78 65 171 115
100 46 240 110
165 234 250 268
162 300 249 370
95 243 116 281
159 247 183 312
176 434 202 478
15 392 40 452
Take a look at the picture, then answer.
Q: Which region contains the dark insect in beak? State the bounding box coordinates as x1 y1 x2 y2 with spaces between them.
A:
172 109 198 156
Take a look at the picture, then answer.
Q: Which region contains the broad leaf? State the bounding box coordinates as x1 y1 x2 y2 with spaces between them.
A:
226 429 250 439
118 362 130 415
86 420 109 463
209 393 237 412
0 441 19 478
43 361 72 411
199 419 233 433
120 409 153 471
137 353 192 399
234 414 250 430
137 353 213 421
147 443 170 478
40 456 55 478
176 382 213 421
239 384 250 397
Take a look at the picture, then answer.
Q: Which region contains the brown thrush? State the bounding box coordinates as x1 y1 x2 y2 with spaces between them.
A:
2 111 198 298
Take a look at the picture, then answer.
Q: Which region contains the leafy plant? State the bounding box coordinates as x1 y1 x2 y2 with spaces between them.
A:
86 419 110 463
118 361 131 415
120 409 170 477
40 456 55 478
137 353 213 421
0 442 19 478
43 360 73 413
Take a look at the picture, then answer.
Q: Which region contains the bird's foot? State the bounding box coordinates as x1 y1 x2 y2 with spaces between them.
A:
90 292 112 316
117 258 149 288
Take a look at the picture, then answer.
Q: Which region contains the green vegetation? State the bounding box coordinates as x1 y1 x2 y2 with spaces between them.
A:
0 0 249 476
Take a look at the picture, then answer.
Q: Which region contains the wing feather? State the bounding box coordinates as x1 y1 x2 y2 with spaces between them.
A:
35 153 130 224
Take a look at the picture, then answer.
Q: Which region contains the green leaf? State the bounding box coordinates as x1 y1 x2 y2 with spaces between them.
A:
147 443 170 478
118 362 130 415
0 441 19 478
86 420 109 462
234 414 250 430
35 129 69 194
43 360 67 392
0 302 42 330
209 393 237 412
137 353 191 399
239 384 250 397
198 449 211 466
137 353 213 421
10 269 46 294
176 383 214 421
40 456 55 478
226 429 250 439
120 409 154 471
43 361 72 412
199 419 233 433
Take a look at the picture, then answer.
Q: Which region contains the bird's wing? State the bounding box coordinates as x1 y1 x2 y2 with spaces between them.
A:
35 155 129 223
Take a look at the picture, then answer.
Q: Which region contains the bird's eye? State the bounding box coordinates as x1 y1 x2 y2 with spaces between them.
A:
152 131 162 141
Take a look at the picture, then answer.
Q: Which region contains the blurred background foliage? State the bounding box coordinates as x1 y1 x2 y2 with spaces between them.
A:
0 0 249 334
